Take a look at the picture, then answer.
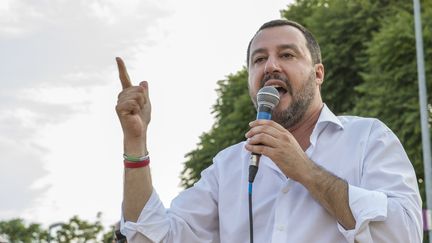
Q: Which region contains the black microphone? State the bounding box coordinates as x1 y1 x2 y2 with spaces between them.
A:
248 86 280 183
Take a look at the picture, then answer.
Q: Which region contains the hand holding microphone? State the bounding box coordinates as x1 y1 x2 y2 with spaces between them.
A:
245 86 312 184
246 86 280 183
116 57 153 222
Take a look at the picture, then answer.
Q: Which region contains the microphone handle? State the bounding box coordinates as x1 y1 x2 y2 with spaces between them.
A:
249 105 273 183
251 105 273 165
256 105 272 120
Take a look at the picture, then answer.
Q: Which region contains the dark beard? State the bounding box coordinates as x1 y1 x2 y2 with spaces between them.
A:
271 70 316 129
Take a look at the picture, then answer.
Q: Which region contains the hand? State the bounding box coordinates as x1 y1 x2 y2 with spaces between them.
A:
245 120 313 182
115 57 151 155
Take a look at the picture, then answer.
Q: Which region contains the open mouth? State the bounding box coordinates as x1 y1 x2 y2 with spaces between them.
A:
263 75 292 97
271 85 288 97
263 77 289 97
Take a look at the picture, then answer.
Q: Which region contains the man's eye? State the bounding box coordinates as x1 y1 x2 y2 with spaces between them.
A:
254 57 266 64
281 53 294 59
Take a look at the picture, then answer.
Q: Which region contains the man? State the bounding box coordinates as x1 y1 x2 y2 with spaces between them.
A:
115 19 423 242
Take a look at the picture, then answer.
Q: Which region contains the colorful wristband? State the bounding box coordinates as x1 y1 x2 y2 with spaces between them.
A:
123 154 149 162
124 158 150 168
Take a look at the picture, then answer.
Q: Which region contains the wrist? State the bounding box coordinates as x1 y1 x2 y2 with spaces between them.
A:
123 153 150 169
123 136 147 157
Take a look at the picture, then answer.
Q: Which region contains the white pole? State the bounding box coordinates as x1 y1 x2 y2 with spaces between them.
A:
413 0 432 241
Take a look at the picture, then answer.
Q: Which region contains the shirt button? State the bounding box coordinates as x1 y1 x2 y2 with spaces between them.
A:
282 187 290 193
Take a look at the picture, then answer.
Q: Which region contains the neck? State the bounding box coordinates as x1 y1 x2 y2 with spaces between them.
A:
289 103 323 151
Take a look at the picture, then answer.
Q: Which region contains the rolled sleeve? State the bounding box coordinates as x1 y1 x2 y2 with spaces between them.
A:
342 120 423 242
337 185 387 242
121 189 170 242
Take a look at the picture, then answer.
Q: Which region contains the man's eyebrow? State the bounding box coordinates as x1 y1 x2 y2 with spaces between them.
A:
278 44 301 53
250 44 303 59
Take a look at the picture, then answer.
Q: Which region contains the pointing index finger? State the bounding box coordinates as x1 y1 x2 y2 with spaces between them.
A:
116 57 132 89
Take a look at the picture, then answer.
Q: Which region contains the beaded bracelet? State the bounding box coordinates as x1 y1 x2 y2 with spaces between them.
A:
124 158 150 168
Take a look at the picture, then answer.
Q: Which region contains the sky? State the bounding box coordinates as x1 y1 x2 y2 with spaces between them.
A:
0 0 293 229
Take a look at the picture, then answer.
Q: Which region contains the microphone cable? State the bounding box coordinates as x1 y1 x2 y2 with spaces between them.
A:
248 181 254 243
248 155 259 243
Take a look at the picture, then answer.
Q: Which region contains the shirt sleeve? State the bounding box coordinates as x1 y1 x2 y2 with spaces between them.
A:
121 190 170 242
120 163 220 243
337 120 423 243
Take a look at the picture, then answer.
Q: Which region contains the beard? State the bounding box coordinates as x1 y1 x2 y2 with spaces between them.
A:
269 70 316 129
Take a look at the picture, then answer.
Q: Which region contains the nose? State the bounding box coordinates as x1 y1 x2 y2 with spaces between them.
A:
264 56 281 74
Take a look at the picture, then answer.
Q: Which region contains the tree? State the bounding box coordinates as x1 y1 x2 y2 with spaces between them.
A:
0 213 112 242
101 225 115 243
51 213 104 243
354 1 432 200
0 218 48 242
181 69 255 187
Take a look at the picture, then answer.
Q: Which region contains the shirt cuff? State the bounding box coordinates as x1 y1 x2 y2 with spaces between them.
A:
337 185 387 242
121 189 170 242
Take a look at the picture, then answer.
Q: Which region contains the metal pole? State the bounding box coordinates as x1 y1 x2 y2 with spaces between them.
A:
413 0 432 241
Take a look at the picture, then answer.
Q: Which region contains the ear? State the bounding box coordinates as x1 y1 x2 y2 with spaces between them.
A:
314 63 324 85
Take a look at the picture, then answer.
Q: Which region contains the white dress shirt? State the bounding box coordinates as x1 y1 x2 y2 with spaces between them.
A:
121 105 423 243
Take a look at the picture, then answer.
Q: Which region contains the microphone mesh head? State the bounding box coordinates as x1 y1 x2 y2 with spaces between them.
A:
257 86 280 109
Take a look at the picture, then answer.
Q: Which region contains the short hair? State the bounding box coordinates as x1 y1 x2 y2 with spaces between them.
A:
246 19 322 66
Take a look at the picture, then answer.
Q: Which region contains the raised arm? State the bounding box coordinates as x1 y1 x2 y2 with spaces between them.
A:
115 57 153 222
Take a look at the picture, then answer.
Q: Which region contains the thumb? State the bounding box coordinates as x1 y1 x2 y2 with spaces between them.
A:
139 81 148 88
139 81 149 94
139 81 150 100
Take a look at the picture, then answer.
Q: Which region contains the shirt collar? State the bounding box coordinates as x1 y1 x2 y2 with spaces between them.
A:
310 104 344 147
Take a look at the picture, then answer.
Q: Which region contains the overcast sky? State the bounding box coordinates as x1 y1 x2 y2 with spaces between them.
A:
0 0 293 228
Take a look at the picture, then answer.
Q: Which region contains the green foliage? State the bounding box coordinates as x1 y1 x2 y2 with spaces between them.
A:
0 213 115 242
101 225 115 243
354 1 432 201
0 218 47 242
180 69 255 188
53 213 104 242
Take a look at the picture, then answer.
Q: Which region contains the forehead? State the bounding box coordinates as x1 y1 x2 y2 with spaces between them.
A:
250 25 309 55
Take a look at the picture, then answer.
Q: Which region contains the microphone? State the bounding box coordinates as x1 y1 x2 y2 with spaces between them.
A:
248 86 280 183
